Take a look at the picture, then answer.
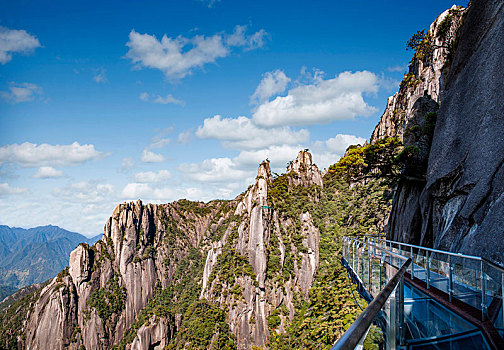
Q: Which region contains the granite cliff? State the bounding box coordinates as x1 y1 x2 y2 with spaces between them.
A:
0 151 329 350
378 0 504 265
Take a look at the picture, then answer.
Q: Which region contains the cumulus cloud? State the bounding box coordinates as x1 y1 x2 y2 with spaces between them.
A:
141 149 165 163
0 142 104 167
195 115 309 149
32 166 64 179
125 25 268 80
93 68 108 83
182 133 367 188
179 157 251 183
139 92 184 105
234 145 301 171
311 134 367 169
121 183 207 202
0 182 27 196
250 69 290 105
252 70 379 127
0 82 43 103
53 181 115 203
133 170 171 183
0 26 41 64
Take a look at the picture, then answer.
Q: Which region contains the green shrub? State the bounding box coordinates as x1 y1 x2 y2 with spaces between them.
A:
87 276 126 321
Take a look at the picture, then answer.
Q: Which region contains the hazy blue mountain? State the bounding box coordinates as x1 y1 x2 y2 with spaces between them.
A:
0 225 101 289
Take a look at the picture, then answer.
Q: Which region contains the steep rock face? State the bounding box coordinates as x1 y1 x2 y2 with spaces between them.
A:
372 7 467 244
21 199 220 350
8 151 323 350
418 0 504 260
386 0 504 263
371 5 466 143
375 4 465 243
287 151 324 188
201 151 322 349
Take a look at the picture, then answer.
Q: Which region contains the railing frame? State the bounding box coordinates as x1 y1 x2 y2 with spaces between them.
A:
332 255 412 350
348 235 504 322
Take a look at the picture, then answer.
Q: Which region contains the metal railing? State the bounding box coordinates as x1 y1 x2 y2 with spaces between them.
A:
332 256 411 350
346 235 504 328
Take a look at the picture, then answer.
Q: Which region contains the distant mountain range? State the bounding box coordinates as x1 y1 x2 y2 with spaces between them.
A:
0 225 101 291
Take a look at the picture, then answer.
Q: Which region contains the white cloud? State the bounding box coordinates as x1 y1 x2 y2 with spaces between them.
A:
0 82 43 103
324 134 367 154
133 170 171 183
140 92 184 105
0 26 41 64
147 127 173 149
182 133 367 189
141 149 165 163
179 157 251 183
195 115 309 149
226 25 268 50
139 92 149 101
120 157 135 172
388 65 407 72
153 94 185 105
234 144 301 171
177 130 192 144
252 70 379 127
32 166 64 179
250 69 290 105
53 181 115 203
311 134 367 169
149 138 171 149
378 74 400 92
0 142 104 167
125 25 268 80
121 182 208 202
0 182 27 196
93 68 108 83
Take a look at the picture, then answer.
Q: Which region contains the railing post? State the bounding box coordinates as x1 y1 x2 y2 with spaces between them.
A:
380 258 383 289
502 271 504 331
410 246 414 280
389 287 397 350
353 241 356 272
448 255 453 302
389 242 392 265
481 260 488 321
368 244 371 289
426 251 431 290
398 275 405 346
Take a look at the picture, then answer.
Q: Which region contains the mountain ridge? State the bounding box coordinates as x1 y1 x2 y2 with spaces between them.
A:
0 224 101 289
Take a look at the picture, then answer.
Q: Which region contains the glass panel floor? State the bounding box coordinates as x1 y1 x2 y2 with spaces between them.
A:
403 283 491 349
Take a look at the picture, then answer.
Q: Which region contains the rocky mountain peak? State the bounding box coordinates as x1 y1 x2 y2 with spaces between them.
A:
371 5 466 142
257 159 272 182
287 150 323 188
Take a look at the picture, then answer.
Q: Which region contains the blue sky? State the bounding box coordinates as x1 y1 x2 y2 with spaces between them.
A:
0 0 467 236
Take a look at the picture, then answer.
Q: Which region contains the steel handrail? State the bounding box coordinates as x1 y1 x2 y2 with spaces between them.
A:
370 237 482 261
331 257 412 350
368 237 504 272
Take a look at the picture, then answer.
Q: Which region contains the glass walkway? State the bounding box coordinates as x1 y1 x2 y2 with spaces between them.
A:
332 236 504 350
